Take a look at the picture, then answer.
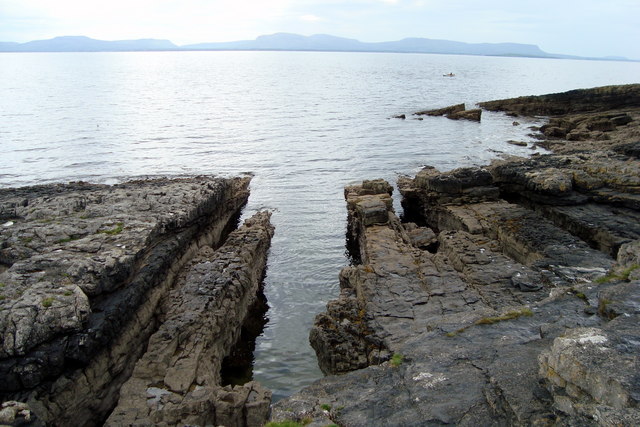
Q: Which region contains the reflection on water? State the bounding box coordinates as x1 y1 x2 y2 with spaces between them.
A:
1 51 639 400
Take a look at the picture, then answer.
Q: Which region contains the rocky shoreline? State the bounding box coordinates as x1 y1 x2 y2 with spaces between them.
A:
1 84 639 426
273 84 640 426
0 176 274 426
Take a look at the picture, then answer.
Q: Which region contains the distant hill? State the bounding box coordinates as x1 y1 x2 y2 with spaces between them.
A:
185 33 366 52
0 34 630 61
0 36 177 52
183 32 553 57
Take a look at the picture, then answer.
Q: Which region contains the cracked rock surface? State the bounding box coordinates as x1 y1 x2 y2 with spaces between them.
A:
273 85 640 426
0 176 273 426
106 211 274 427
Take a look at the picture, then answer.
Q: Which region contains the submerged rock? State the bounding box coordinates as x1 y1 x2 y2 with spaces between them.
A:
507 140 528 147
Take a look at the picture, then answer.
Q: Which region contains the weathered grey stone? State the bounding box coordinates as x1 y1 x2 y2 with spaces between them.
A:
448 108 482 122
403 222 437 248
617 240 640 269
543 125 568 138
414 166 493 193
361 179 393 195
508 140 528 146
355 196 389 226
309 285 375 375
106 212 274 426
510 270 543 291
586 118 616 132
539 312 640 421
0 177 257 426
0 401 41 426
610 114 633 126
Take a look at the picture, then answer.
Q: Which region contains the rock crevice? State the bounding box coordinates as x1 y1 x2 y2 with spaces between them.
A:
0 177 274 426
106 211 274 426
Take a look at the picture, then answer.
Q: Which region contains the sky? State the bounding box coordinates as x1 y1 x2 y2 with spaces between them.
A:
1 0 639 59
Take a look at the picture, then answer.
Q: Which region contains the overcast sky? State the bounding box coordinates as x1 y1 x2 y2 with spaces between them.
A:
1 0 639 59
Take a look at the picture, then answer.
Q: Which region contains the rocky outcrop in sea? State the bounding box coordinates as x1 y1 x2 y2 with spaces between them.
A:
0 177 274 426
273 84 640 426
414 103 482 122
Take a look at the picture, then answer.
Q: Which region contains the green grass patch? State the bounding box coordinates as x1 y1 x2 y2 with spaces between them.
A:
598 298 617 319
595 264 639 283
447 308 533 337
98 222 124 236
619 264 639 280
594 274 614 284
569 288 588 302
41 297 55 308
0 295 6 301
390 353 403 367
0 283 5 289
446 328 466 337
320 404 331 411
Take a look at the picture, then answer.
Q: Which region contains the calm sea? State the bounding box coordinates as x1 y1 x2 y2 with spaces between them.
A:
1 51 639 400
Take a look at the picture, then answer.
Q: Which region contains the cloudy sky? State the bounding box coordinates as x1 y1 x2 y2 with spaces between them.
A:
1 0 639 59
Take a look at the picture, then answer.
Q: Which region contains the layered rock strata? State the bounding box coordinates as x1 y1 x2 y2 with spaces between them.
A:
0 177 270 425
479 83 640 116
106 211 274 426
273 85 640 426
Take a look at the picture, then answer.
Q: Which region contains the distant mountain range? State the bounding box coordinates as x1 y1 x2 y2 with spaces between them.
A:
0 33 630 61
0 36 177 52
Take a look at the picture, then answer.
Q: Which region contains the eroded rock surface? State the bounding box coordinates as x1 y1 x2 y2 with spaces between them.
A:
274 85 640 426
0 176 271 425
106 211 274 426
